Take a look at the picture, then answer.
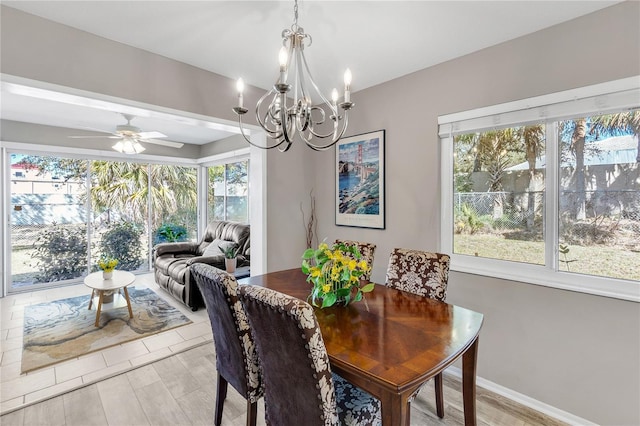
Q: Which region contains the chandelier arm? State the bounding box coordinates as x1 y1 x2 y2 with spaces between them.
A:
302 111 350 151
305 106 344 140
236 114 290 150
281 101 297 145
255 89 281 136
299 47 338 117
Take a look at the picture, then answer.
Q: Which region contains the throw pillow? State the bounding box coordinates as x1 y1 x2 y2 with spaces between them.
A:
202 239 238 258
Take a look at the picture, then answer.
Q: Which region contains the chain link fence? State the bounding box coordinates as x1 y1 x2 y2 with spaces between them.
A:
454 190 640 246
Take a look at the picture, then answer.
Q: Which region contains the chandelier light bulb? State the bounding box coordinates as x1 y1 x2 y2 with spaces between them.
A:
236 78 244 108
344 68 352 87
279 47 288 70
344 68 352 103
331 88 339 105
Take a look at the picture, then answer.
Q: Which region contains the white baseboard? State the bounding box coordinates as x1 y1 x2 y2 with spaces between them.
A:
445 366 596 426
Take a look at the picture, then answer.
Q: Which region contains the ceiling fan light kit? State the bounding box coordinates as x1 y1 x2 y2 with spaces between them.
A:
233 0 355 152
112 137 145 154
69 113 183 154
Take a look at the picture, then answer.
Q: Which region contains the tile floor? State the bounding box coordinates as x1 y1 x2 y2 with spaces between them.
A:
0 273 211 415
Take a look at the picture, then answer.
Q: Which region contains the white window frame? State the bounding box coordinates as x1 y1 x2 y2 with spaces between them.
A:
439 76 640 302
199 149 251 226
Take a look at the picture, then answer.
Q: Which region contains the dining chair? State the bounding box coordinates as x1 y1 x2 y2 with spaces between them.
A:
385 248 451 418
334 239 377 281
191 264 263 426
238 285 382 426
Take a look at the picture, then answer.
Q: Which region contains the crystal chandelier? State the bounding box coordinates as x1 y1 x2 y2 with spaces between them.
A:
233 0 354 152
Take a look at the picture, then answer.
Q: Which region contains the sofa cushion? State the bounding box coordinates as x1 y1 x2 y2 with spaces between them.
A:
154 254 193 280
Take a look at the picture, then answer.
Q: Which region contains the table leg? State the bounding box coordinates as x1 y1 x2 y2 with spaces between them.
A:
123 286 133 319
88 289 94 310
380 391 410 426
95 291 104 327
462 336 479 426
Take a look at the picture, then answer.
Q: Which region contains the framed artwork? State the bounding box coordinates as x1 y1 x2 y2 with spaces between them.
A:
335 129 385 229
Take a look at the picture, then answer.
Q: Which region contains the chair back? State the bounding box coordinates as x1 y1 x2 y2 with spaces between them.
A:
385 248 450 301
238 285 338 426
191 264 262 402
334 239 377 281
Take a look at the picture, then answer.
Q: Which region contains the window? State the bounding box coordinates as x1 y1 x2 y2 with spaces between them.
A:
7 153 200 292
207 159 249 223
439 77 639 301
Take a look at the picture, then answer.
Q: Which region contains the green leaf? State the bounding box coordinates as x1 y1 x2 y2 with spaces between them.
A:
301 260 310 274
353 291 363 302
361 283 375 293
302 249 315 259
322 293 337 308
336 287 350 297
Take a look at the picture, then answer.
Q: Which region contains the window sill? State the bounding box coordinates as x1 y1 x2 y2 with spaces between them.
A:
450 254 640 303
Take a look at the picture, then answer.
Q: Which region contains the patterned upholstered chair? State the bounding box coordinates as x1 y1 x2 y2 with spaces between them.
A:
238 285 382 426
191 264 262 426
385 248 451 418
334 239 377 281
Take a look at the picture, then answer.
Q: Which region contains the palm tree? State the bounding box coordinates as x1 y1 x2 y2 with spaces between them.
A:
19 156 198 227
590 111 640 162
90 161 197 226
568 118 588 220
473 129 522 219
521 125 545 228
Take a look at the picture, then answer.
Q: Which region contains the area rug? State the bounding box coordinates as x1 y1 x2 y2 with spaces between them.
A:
21 287 192 373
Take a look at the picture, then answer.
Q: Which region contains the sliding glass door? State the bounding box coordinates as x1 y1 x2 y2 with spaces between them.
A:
10 154 89 290
7 153 199 292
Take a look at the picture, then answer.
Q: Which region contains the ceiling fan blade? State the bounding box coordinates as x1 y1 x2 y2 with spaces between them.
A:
142 138 184 149
69 135 120 139
138 131 166 139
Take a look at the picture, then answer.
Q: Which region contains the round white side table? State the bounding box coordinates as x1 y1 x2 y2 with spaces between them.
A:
84 270 135 327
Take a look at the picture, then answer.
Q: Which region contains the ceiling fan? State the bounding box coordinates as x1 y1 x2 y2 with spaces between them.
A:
69 113 184 154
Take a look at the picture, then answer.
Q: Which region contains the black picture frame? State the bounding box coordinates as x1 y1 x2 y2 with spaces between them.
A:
335 129 385 229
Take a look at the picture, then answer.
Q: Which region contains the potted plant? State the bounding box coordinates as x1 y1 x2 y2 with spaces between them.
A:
301 241 374 308
219 245 240 273
98 257 118 280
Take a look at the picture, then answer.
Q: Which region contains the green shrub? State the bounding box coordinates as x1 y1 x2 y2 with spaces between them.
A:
154 223 188 244
455 204 484 234
100 221 144 271
31 223 87 282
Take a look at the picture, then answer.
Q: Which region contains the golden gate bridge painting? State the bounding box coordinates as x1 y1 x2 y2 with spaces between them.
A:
335 130 385 229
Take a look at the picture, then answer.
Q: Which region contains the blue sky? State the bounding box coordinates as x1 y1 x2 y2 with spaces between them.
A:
338 137 379 163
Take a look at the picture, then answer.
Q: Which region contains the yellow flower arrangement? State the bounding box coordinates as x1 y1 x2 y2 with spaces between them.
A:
302 241 374 308
98 257 118 273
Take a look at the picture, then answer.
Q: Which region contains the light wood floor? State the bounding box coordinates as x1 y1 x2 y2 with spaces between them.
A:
0 341 566 426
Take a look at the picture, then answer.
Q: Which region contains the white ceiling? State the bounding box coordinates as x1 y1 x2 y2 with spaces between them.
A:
1 1 621 147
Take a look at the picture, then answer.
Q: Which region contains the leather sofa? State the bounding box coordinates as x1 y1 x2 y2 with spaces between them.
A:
152 220 250 310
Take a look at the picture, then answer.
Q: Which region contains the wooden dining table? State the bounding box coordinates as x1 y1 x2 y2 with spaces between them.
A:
240 268 484 426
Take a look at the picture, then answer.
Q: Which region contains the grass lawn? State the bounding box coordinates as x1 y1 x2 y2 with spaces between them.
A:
455 233 640 281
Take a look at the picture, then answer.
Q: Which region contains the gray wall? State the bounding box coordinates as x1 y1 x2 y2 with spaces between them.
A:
2 2 639 424
199 134 248 158
312 2 640 425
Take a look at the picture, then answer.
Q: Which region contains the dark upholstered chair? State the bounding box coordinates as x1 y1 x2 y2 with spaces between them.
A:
385 248 451 418
238 285 382 426
334 239 377 282
191 264 262 426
